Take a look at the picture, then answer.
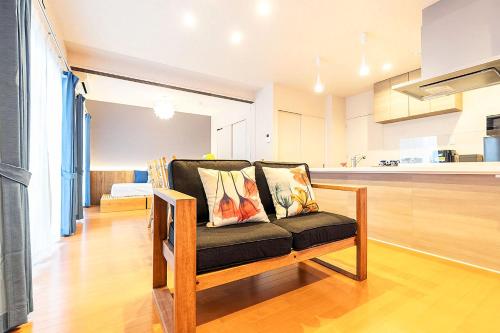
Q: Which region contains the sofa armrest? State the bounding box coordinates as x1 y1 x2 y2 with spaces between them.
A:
311 183 366 193
153 188 197 331
311 183 367 280
153 188 197 285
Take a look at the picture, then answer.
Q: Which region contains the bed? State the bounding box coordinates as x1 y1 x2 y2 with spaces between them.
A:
110 183 153 197
100 182 153 213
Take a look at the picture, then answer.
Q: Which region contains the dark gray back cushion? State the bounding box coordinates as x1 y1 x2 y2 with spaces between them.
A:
168 159 252 225
253 161 311 215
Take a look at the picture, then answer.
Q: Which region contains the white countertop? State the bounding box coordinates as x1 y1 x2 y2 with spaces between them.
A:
310 162 500 175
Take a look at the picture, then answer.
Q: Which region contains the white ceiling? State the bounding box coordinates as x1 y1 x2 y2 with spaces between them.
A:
48 0 427 97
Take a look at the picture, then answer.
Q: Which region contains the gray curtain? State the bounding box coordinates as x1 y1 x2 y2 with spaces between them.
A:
75 94 85 219
0 0 33 331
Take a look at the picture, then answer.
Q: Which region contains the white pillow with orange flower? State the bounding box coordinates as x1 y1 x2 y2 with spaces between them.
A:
262 165 319 219
198 166 270 227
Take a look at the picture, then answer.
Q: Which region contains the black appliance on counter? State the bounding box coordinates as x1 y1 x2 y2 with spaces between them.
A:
486 114 500 136
434 150 457 163
458 154 484 162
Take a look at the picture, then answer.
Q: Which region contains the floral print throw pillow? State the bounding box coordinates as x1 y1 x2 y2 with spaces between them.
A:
198 166 270 227
262 165 319 219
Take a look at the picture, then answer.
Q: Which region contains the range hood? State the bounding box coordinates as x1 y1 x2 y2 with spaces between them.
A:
394 57 500 100
395 0 500 100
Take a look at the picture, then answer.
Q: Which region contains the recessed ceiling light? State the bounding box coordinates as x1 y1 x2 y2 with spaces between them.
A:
257 0 272 16
230 31 243 44
359 63 370 76
182 12 197 28
382 63 393 71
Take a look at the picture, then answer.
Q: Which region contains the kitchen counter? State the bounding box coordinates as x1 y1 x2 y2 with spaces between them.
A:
310 162 500 175
310 165 500 272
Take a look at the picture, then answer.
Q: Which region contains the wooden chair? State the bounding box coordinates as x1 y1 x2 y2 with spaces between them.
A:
148 158 164 228
148 156 176 228
152 160 367 333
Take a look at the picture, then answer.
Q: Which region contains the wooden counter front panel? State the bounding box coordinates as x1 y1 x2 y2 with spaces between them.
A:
312 173 500 271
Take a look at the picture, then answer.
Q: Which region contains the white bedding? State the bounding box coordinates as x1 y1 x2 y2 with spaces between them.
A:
110 183 153 198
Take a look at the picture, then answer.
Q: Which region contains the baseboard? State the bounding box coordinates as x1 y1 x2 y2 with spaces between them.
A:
369 237 499 275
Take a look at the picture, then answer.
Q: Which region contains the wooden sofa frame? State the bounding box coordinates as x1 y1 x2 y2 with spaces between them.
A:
152 183 367 333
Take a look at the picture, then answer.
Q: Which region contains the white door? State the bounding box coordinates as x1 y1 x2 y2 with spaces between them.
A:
278 111 301 162
301 115 325 167
232 120 247 160
216 125 232 159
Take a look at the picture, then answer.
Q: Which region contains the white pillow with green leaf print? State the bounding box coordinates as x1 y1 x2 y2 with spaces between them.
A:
198 166 270 227
262 165 319 219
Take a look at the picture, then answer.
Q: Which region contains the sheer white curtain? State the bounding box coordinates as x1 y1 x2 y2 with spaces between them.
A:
29 6 63 265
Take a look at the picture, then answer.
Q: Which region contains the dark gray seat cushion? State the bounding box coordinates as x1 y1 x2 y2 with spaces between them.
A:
168 222 292 274
269 212 357 250
168 159 252 225
253 161 312 216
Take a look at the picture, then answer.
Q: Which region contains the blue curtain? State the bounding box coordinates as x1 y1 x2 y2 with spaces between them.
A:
83 112 91 207
61 72 79 236
75 94 85 219
0 0 33 330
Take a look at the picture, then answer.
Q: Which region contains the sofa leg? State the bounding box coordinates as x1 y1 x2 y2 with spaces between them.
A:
310 258 357 280
355 188 367 281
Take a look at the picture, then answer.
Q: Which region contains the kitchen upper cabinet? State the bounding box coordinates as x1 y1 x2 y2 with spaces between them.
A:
408 69 431 116
373 68 462 123
374 79 391 123
390 73 410 119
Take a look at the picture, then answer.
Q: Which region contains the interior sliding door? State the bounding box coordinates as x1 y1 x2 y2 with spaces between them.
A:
277 111 325 167
216 125 232 159
301 115 325 168
231 120 247 160
277 111 301 162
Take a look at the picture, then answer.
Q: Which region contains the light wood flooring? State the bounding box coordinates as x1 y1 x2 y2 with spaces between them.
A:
16 207 500 333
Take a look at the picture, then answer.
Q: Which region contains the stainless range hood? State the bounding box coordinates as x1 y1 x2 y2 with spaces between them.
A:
394 57 500 101
394 0 500 100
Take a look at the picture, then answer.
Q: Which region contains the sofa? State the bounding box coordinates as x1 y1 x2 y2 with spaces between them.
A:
152 160 367 333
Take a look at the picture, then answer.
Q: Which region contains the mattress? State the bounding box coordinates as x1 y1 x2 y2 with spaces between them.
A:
110 183 153 198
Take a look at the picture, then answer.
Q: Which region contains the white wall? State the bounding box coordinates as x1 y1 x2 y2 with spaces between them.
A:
325 95 347 166
254 84 275 161
345 85 500 166
87 100 211 170
253 83 347 165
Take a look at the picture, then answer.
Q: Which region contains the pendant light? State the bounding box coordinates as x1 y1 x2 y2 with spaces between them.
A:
314 56 325 94
359 32 370 76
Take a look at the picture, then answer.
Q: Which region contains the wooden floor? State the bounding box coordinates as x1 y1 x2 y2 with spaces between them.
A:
17 207 500 333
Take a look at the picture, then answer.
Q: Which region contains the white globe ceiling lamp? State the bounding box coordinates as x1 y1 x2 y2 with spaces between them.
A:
154 97 175 120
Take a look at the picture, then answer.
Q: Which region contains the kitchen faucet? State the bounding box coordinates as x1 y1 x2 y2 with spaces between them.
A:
351 154 366 167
